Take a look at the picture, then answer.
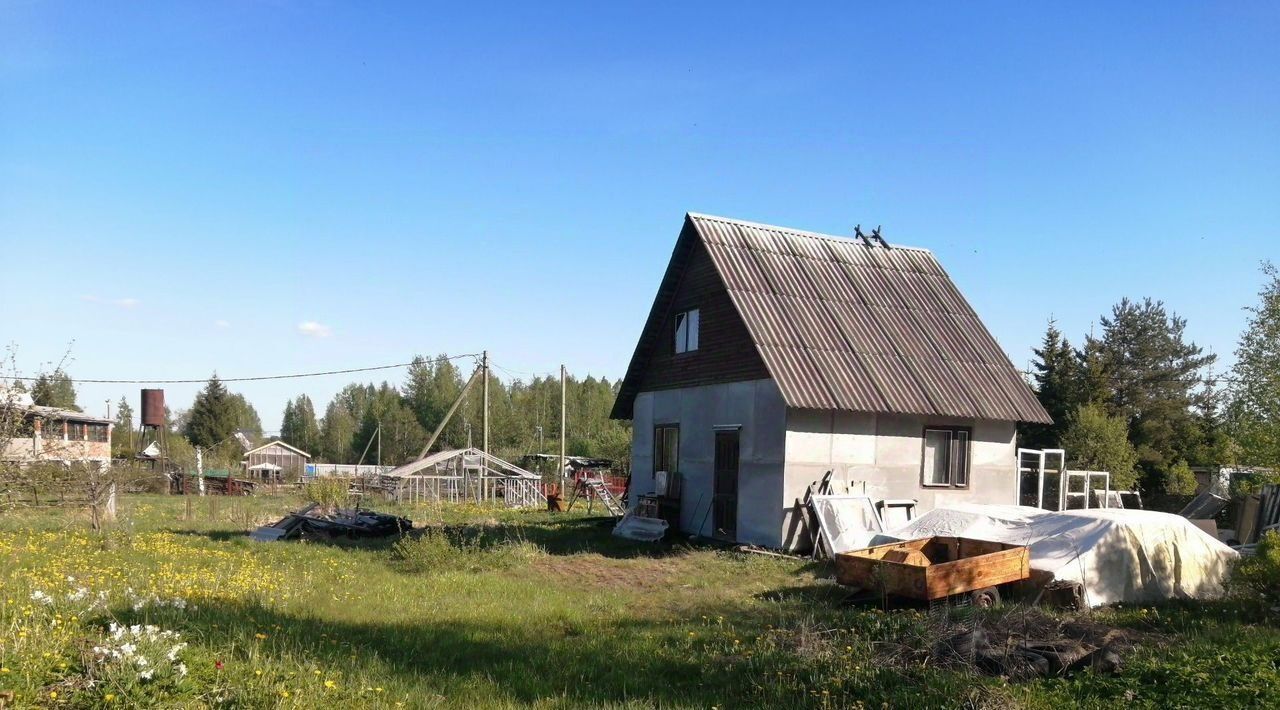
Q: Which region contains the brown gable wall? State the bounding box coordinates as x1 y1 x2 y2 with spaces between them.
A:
638 239 771 393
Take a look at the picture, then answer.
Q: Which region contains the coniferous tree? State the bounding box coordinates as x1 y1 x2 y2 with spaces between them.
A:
279 400 297 446
111 396 135 457
1021 319 1079 448
31 369 79 411
1091 298 1216 492
184 375 236 448
1228 262 1280 470
281 395 321 455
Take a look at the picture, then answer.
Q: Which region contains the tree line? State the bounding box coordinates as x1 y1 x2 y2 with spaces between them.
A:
80 355 629 473
279 355 630 469
1022 262 1280 495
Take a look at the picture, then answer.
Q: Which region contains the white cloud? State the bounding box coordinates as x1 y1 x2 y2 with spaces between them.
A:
214 319 231 328
82 295 140 308
297 321 333 338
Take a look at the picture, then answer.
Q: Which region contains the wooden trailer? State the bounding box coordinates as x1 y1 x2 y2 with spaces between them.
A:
833 536 1030 607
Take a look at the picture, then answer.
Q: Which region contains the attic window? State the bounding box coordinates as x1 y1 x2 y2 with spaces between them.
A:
674 308 700 354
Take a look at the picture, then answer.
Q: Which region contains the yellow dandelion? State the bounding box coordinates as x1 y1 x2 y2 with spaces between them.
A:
255 633 268 640
105 693 116 701
324 679 337 689
49 691 58 699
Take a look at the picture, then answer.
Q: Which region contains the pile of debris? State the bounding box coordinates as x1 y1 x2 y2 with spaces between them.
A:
930 609 1148 680
250 503 412 542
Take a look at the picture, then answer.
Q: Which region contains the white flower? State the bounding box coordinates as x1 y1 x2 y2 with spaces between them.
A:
139 669 154 681
30 590 53 605
176 663 187 677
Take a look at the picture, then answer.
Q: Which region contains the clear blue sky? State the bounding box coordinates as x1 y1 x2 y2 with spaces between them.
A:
2 2 1277 432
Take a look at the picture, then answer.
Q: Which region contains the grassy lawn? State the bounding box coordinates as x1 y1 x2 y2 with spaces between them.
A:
0 495 1277 708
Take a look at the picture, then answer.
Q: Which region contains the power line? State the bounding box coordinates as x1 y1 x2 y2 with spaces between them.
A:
489 361 556 379
4 353 483 385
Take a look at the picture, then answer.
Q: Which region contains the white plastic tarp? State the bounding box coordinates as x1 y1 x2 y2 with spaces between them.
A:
874 504 1239 607
811 495 883 554
612 511 668 542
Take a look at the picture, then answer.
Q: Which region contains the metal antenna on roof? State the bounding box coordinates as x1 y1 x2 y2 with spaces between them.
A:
853 224 874 248
871 225 890 249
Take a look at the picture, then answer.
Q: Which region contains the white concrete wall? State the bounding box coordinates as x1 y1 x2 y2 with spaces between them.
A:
628 379 786 547
782 410 1017 544
627 383 1018 551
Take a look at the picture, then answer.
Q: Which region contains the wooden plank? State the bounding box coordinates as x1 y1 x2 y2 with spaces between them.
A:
833 536 1030 600
924 547 1029 598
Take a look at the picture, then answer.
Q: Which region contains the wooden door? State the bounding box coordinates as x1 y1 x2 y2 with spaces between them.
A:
712 430 739 539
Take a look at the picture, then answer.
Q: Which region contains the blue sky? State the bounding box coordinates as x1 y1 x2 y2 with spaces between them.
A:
2 2 1277 432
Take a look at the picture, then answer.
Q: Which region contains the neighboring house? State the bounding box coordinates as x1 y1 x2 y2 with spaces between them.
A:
1 397 113 470
241 440 310 481
611 213 1052 550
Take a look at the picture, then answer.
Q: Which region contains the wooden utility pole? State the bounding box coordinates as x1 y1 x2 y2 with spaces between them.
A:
559 364 567 495
416 366 482 460
482 350 489 458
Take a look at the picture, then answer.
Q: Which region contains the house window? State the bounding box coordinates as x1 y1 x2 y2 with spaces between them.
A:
922 427 970 488
674 308 699 353
87 423 109 443
654 424 680 474
42 420 66 441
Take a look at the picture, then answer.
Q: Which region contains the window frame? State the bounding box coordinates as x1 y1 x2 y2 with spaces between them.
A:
654 424 680 475
919 426 972 489
673 308 700 354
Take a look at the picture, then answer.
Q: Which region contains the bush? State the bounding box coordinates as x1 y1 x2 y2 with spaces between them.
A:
391 526 543 573
1162 460 1199 496
1061 403 1140 490
1229 530 1280 609
304 477 350 512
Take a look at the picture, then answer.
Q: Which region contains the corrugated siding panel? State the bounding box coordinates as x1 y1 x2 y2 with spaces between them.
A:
760 345 838 409
906 355 981 418
825 301 897 355
812 349 888 412
859 352 936 415
953 361 1022 421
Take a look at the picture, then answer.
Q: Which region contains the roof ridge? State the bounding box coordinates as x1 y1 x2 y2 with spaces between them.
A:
686 212 932 254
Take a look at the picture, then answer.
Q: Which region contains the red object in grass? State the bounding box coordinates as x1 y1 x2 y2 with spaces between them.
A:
215 661 224 670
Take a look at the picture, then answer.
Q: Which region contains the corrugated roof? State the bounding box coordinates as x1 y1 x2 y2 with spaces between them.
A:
611 213 1051 424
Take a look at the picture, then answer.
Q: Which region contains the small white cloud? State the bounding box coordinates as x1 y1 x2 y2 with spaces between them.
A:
214 319 231 328
82 295 140 308
297 321 332 338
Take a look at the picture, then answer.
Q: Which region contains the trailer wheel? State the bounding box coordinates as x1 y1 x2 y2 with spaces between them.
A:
970 586 1000 608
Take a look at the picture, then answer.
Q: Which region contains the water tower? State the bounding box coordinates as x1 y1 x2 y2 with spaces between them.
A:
140 388 166 449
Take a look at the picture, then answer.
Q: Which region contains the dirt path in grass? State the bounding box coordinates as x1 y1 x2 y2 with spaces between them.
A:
527 553 684 593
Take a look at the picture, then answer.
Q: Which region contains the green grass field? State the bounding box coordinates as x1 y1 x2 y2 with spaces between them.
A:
1 495 1277 708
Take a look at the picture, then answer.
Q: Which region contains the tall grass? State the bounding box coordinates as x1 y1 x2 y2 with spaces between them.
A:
1 495 1278 708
